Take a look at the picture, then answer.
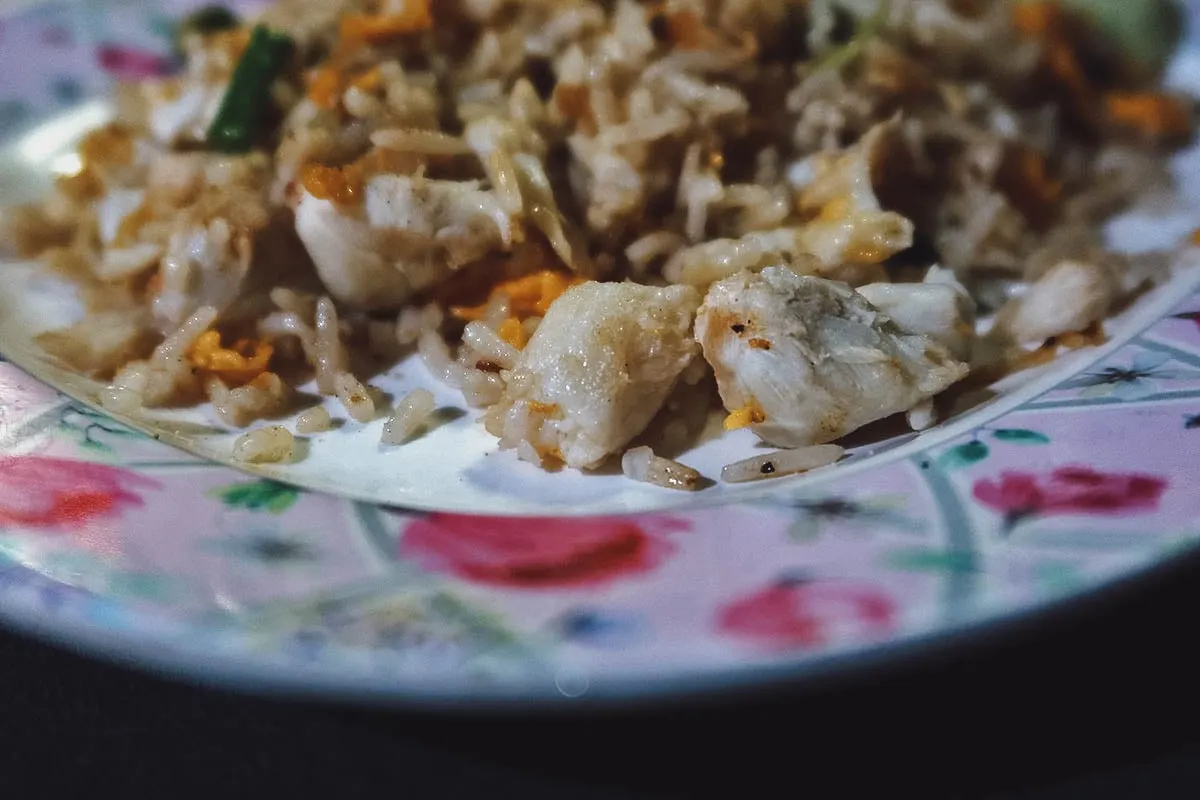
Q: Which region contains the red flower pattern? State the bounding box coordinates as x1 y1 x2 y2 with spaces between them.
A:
96 45 173 79
0 456 159 530
399 514 686 589
717 579 895 651
973 466 1167 523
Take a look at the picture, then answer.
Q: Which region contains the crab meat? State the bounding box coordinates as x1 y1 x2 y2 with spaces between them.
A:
695 267 969 448
857 265 977 362
295 174 513 311
989 259 1117 346
152 218 254 330
487 281 702 470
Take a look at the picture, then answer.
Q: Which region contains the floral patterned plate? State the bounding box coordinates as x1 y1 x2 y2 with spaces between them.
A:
1 0 1200 708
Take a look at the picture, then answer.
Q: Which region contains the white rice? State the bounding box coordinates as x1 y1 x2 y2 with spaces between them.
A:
721 444 846 483
333 372 376 423
625 231 686 275
621 446 704 491
295 405 333 434
417 329 467 388
462 321 519 370
232 425 295 464
396 303 444 346
460 369 505 408
155 305 218 367
269 287 316 318
208 373 289 428
381 388 437 445
314 296 346 395
370 128 472 155
906 399 937 432
480 293 511 330
259 311 318 361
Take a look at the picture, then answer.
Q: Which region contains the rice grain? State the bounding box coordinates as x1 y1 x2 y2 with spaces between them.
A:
720 443 844 482
721 445 846 484
381 388 437 444
462 321 519 369
295 405 333 434
621 446 704 491
232 426 295 464
333 372 376 423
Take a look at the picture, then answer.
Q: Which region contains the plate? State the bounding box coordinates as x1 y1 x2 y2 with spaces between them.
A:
2 0 1200 708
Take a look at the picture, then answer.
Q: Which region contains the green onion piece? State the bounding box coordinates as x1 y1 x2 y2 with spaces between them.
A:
816 0 892 74
205 24 295 154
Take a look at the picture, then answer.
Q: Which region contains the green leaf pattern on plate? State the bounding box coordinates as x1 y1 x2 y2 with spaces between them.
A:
210 480 301 514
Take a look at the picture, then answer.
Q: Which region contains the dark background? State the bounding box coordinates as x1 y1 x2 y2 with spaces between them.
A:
2 550 1200 798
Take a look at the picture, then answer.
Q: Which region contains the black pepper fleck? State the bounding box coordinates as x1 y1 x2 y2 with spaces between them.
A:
760 461 776 475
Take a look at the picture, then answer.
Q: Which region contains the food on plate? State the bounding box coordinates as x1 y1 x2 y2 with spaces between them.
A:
695 267 968 449
1 0 1195 486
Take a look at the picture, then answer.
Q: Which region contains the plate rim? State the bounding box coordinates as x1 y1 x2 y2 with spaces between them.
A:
1 534 1197 712
3 0 1200 710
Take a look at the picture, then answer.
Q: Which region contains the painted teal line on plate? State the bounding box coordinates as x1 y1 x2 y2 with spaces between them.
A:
910 456 980 623
1024 387 1200 411
1134 336 1200 370
353 501 401 563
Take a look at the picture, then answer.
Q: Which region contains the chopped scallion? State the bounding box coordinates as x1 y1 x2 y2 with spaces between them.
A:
205 24 294 154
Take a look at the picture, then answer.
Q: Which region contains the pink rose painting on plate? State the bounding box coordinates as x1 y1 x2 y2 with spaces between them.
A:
717 578 896 652
973 467 1168 534
399 514 688 589
0 456 158 531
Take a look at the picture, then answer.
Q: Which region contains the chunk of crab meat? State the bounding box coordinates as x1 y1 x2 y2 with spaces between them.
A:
152 218 253 331
488 281 702 470
695 267 969 449
857 265 977 362
294 174 514 311
989 259 1117 347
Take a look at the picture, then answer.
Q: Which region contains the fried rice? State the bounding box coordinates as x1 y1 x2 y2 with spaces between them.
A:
1 0 1196 485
